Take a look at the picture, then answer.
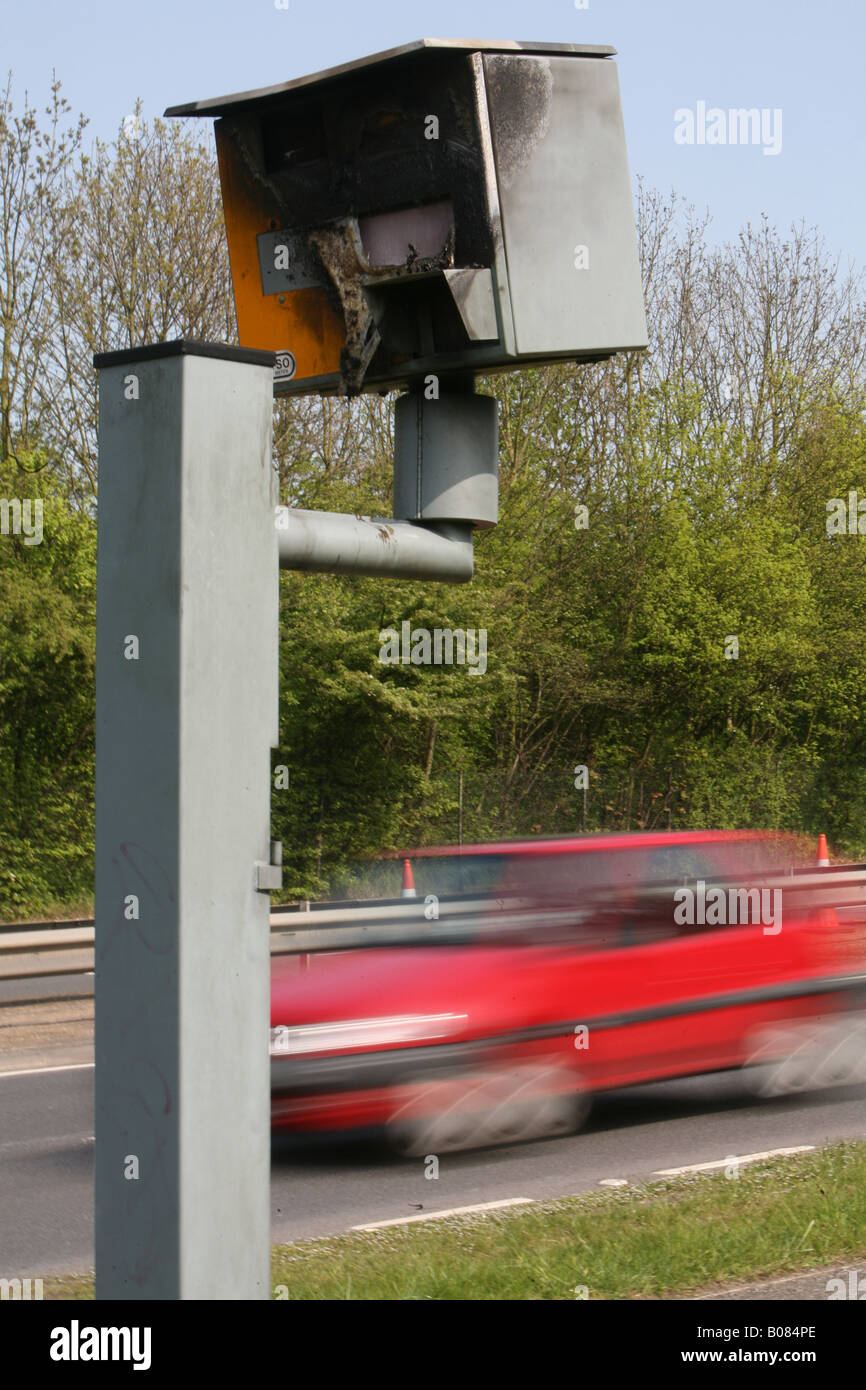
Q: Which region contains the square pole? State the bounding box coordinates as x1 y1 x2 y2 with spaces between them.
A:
93 341 277 1299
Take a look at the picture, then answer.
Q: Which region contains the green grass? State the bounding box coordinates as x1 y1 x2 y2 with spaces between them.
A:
0 895 95 925
41 1140 866 1300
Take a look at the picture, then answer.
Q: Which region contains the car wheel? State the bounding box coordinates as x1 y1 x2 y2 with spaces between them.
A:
387 1062 589 1157
741 1017 866 1098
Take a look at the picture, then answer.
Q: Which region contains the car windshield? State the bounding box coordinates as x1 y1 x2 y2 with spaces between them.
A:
326 853 508 901
401 854 508 897
325 836 806 929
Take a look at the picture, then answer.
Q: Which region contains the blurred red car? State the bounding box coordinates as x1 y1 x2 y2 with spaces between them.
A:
270 830 866 1153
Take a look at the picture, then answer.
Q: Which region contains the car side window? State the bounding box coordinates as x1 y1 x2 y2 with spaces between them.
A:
645 844 748 938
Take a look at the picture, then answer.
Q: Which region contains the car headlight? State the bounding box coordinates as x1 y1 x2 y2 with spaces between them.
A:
269 1013 467 1056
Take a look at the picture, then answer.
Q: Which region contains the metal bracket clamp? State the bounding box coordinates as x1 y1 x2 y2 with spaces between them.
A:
256 841 283 892
275 390 498 582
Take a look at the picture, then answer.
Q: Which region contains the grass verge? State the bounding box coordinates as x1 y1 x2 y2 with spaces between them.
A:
0 896 94 925
42 1140 866 1300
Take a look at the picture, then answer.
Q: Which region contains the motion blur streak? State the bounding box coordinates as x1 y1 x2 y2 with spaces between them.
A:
270 831 866 1154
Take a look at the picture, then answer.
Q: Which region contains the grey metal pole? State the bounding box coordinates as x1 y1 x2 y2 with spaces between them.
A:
93 341 278 1300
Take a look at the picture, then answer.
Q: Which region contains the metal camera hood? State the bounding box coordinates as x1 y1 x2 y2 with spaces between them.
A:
167 38 648 398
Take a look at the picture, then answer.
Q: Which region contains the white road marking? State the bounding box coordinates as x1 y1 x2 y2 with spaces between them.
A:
352 1197 533 1231
0 1061 94 1079
653 1146 814 1176
599 1178 629 1187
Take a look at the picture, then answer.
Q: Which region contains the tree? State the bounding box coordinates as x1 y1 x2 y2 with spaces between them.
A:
0 448 96 915
0 74 86 470
44 104 235 498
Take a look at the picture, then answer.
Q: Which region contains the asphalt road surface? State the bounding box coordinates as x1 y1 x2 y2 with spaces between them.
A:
1 1059 864 1281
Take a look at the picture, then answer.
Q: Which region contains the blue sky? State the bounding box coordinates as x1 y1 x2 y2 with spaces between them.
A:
5 0 865 269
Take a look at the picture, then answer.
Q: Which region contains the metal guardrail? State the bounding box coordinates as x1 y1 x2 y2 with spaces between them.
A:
2 868 865 986
0 897 495 983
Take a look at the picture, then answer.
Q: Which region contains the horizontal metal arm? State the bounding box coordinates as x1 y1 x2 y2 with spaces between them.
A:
276 508 474 582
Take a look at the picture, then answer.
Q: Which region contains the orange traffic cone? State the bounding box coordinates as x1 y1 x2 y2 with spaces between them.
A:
816 833 830 867
401 859 417 897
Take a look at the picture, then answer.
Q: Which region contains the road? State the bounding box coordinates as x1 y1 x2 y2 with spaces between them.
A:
2 1058 864 1280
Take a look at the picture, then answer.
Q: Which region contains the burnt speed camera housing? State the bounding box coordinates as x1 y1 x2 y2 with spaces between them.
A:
166 39 647 398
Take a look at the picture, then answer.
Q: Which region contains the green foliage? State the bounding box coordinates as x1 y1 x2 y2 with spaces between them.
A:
271 371 866 898
0 452 95 913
